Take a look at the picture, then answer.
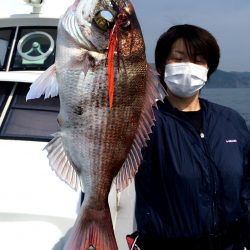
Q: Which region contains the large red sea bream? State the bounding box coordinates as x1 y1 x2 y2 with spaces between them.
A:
26 0 165 249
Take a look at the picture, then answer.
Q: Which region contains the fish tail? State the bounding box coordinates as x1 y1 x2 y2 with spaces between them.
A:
63 205 118 250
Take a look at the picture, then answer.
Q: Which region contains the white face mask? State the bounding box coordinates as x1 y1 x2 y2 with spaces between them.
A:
164 62 208 98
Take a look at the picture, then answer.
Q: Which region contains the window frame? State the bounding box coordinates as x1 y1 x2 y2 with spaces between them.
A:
0 82 60 142
0 27 16 71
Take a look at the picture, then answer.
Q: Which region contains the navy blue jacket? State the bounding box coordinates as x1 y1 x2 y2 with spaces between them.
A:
135 98 250 245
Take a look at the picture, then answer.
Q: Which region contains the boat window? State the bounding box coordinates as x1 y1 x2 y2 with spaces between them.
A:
0 82 14 115
10 27 57 71
0 83 60 141
0 28 15 71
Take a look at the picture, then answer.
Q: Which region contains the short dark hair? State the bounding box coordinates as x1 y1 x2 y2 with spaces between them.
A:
155 24 220 84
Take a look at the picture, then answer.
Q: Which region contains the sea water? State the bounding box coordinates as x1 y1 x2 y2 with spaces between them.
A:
201 88 250 129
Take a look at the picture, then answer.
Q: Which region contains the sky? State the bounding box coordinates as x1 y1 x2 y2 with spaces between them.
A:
1 0 250 72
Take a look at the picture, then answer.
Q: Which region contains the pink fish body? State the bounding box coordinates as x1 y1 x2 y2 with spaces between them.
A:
26 0 165 249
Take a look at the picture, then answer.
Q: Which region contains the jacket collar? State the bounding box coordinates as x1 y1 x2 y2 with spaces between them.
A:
157 97 209 116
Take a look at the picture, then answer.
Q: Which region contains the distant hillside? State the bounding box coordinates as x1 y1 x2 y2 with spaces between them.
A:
149 64 250 88
206 70 250 88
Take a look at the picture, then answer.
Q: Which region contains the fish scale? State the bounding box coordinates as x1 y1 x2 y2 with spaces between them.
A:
26 0 165 249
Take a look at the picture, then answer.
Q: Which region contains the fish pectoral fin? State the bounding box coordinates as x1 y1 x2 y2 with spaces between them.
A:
114 138 143 192
26 64 59 100
114 64 166 191
44 133 80 191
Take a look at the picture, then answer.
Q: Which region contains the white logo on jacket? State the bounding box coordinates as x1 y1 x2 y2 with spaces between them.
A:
225 139 238 143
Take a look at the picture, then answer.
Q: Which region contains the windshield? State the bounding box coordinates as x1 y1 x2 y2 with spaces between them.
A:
10 27 57 71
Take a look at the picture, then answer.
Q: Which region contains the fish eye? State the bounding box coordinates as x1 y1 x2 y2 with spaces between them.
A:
94 10 115 31
99 10 114 22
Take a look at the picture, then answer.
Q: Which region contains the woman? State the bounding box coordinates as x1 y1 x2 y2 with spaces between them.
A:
127 24 250 250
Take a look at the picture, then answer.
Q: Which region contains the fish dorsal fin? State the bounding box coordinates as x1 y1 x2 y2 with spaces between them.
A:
114 65 166 191
44 133 81 191
26 64 58 100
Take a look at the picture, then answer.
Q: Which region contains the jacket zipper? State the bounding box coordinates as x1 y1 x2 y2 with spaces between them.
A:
200 129 218 232
166 110 219 232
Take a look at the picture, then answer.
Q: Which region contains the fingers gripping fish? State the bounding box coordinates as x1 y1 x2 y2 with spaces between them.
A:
26 0 165 249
